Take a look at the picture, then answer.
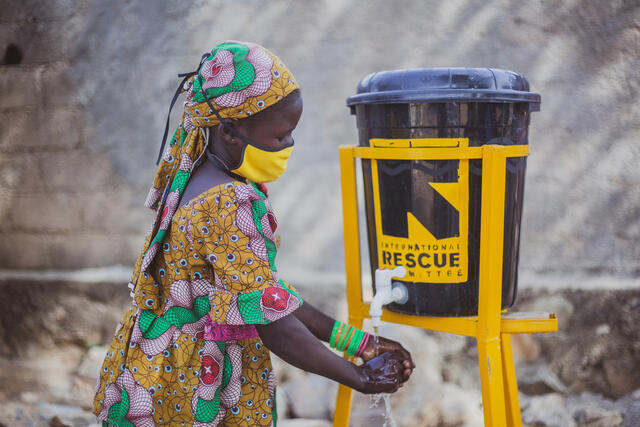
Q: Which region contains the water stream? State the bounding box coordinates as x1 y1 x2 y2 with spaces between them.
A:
369 393 397 427
369 327 398 427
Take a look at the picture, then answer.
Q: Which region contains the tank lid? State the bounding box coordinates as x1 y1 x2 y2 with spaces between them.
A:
347 68 540 111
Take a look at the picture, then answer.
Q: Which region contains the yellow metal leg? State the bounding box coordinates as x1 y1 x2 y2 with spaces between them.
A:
333 382 355 427
334 147 363 427
333 316 364 427
501 334 522 427
477 337 507 427
477 145 508 426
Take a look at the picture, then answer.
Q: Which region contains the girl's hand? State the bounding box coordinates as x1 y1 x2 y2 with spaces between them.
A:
354 352 405 394
361 336 415 383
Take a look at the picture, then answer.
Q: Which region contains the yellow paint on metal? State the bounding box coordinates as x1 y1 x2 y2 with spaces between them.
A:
371 137 461 148
333 141 555 427
338 147 364 317
351 143 529 160
476 145 508 426
501 334 523 427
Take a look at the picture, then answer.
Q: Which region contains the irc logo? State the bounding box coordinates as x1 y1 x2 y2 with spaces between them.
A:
370 138 469 283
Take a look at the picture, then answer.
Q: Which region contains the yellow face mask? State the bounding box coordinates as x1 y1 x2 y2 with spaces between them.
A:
231 142 294 183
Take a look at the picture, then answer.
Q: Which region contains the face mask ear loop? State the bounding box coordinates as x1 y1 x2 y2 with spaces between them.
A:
195 73 257 149
196 73 296 153
155 52 212 165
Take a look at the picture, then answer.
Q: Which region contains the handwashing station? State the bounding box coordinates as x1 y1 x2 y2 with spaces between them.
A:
333 68 558 427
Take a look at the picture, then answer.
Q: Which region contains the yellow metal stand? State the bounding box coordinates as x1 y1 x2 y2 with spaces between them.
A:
333 143 557 427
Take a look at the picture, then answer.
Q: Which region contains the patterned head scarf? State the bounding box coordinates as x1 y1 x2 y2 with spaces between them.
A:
136 41 299 275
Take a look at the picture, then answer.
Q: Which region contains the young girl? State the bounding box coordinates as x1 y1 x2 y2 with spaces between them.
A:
93 41 414 426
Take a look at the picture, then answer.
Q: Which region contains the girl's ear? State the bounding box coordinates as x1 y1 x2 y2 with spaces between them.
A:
217 122 241 146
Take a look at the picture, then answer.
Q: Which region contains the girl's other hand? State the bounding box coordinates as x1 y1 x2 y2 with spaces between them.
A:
361 336 415 383
355 352 405 394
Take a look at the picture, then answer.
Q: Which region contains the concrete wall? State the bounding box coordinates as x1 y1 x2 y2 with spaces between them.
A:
1 0 639 283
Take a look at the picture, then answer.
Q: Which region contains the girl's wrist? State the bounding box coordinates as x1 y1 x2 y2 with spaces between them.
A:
329 320 368 357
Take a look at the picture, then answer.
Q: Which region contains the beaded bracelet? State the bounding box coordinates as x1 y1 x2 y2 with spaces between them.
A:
329 321 370 357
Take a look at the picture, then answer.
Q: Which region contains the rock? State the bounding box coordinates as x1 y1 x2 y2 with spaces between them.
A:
276 388 290 422
282 373 337 420
516 289 640 399
278 419 332 427
0 399 95 427
430 332 481 391
521 393 575 427
566 392 624 427
616 388 640 427
603 356 639 397
521 294 574 330
0 399 40 427
429 331 467 357
19 392 39 403
271 353 306 384
37 402 96 427
511 333 542 363
75 345 108 378
518 363 567 395
437 383 483 427
49 416 71 427
573 408 623 427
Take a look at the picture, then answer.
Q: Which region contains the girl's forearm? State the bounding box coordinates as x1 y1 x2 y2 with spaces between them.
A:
256 313 362 390
293 300 335 342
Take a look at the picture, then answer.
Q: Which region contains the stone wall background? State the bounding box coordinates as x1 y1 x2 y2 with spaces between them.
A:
1 0 639 280
1 1 639 426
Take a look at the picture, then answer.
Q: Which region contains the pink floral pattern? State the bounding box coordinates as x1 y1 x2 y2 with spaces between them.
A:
179 152 193 172
140 242 159 272
99 368 154 427
191 342 226 426
213 44 273 108
167 279 212 309
130 309 181 356
201 49 236 91
234 184 270 262
159 190 180 230
260 285 299 322
144 187 162 209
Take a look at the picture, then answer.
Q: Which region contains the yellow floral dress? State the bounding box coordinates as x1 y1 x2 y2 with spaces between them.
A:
93 181 303 426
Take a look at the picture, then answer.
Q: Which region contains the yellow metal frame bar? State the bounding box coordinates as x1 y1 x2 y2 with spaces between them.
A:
333 142 557 427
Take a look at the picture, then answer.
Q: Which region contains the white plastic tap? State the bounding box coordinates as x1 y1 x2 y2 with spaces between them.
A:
370 266 408 328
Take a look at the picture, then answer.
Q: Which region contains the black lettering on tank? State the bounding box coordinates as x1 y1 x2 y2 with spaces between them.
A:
418 253 431 268
405 253 416 268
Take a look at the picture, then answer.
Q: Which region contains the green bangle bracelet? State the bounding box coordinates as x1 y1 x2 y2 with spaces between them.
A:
329 321 341 349
344 327 360 354
338 325 353 351
347 329 364 356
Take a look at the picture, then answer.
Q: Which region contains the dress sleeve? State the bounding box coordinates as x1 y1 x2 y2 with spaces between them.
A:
191 182 302 326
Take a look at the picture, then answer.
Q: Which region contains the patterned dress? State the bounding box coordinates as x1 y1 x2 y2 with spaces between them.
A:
93 181 303 426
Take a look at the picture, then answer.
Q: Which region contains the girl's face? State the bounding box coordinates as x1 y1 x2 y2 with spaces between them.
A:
239 91 303 150
215 92 303 168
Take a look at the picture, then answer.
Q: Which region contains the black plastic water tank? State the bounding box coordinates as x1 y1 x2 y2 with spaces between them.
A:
347 68 540 316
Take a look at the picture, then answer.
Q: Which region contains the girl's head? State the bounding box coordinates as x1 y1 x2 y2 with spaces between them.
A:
146 41 300 209
208 89 303 182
